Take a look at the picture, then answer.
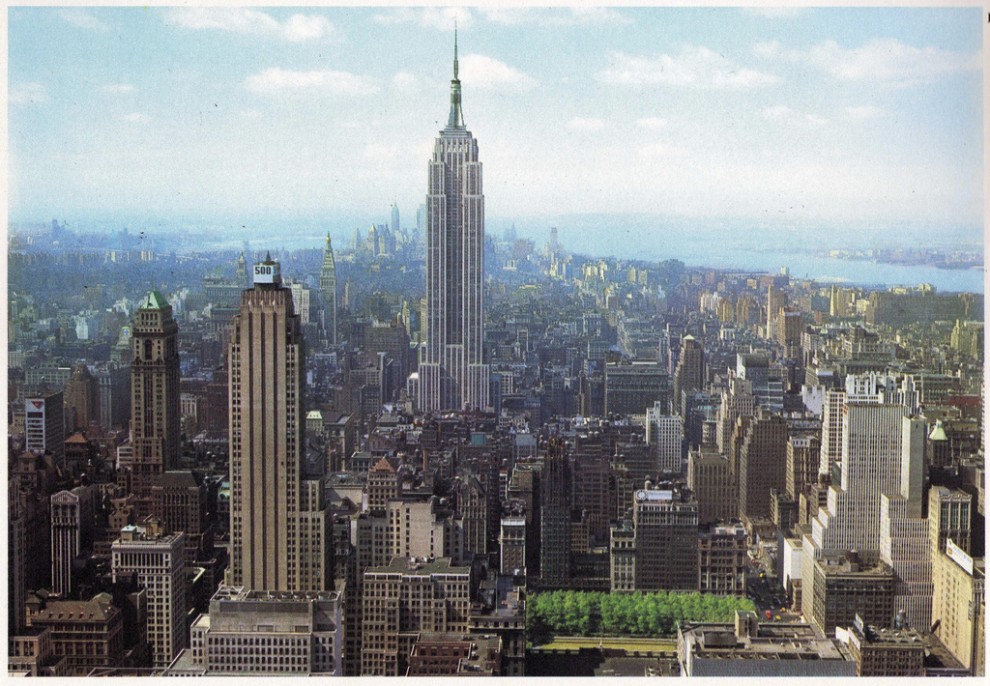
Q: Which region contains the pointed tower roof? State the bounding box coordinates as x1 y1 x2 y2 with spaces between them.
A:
929 419 948 442
140 290 169 310
446 22 464 129
371 456 397 473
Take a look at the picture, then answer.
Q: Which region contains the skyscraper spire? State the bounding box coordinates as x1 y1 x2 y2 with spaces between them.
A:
447 22 464 129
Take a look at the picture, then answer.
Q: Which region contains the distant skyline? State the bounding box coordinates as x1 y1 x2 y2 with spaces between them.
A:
7 6 984 242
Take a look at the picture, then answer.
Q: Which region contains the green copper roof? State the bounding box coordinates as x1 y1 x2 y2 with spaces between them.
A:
141 290 169 310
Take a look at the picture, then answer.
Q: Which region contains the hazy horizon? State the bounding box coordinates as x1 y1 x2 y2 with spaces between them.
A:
8 6 984 247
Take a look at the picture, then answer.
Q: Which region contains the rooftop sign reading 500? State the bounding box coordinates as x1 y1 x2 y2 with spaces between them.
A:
253 262 280 284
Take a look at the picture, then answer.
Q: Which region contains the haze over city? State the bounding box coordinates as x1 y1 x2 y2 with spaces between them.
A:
8 5 984 261
6 4 987 679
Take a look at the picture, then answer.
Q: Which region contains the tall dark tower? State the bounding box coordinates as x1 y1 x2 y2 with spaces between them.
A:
673 334 704 416
320 233 338 345
539 437 571 587
418 28 489 412
129 291 180 511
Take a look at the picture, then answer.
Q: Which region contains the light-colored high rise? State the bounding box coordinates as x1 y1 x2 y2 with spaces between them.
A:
320 234 337 345
50 486 95 598
418 31 489 412
812 404 925 552
128 291 180 506
646 403 685 474
24 391 65 467
111 524 186 668
227 257 331 592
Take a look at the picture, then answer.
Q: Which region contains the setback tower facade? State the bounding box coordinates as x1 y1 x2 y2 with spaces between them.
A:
129 291 180 508
227 256 331 592
418 31 489 412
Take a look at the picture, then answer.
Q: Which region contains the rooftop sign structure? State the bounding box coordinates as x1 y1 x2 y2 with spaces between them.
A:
253 254 281 286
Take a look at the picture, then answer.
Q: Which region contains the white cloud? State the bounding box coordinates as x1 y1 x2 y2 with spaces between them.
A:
373 7 473 30
637 141 686 159
122 112 150 123
460 54 536 92
597 46 780 90
58 9 109 32
245 68 379 96
239 109 263 119
636 117 669 130
812 39 980 85
764 38 979 87
10 83 49 105
282 14 334 43
391 71 431 96
763 105 793 120
753 41 782 58
165 8 333 42
763 105 829 128
363 143 400 162
101 83 135 94
567 117 605 133
844 105 883 120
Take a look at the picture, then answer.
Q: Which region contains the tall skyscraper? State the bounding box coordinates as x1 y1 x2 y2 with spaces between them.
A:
128 291 180 508
320 234 338 345
227 257 331 592
418 31 489 412
64 363 98 431
50 485 95 598
539 438 571 586
672 334 704 416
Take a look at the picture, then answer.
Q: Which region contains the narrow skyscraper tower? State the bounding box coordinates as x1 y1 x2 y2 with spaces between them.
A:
320 234 338 345
228 256 331 592
419 29 489 412
129 291 180 511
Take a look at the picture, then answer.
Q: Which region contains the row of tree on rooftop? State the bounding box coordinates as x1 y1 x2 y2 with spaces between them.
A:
526 590 756 642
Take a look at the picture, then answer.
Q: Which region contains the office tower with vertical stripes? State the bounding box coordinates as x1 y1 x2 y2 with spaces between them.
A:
227 256 331 592
418 30 489 412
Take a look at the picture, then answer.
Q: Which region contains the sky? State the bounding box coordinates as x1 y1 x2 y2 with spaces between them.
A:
6 5 985 243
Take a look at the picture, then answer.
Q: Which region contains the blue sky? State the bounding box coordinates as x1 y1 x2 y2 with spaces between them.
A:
7 6 984 240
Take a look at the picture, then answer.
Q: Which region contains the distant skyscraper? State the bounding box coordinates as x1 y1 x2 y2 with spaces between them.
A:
64 364 97 432
227 256 331 592
418 31 489 412
24 391 65 467
672 335 704 416
539 438 571 586
390 202 400 232
128 291 180 508
320 234 338 345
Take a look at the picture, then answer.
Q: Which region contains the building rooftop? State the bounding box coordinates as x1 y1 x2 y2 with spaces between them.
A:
368 556 470 576
32 598 118 623
139 290 169 311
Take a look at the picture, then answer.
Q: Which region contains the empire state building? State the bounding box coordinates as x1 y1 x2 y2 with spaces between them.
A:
418 32 489 412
